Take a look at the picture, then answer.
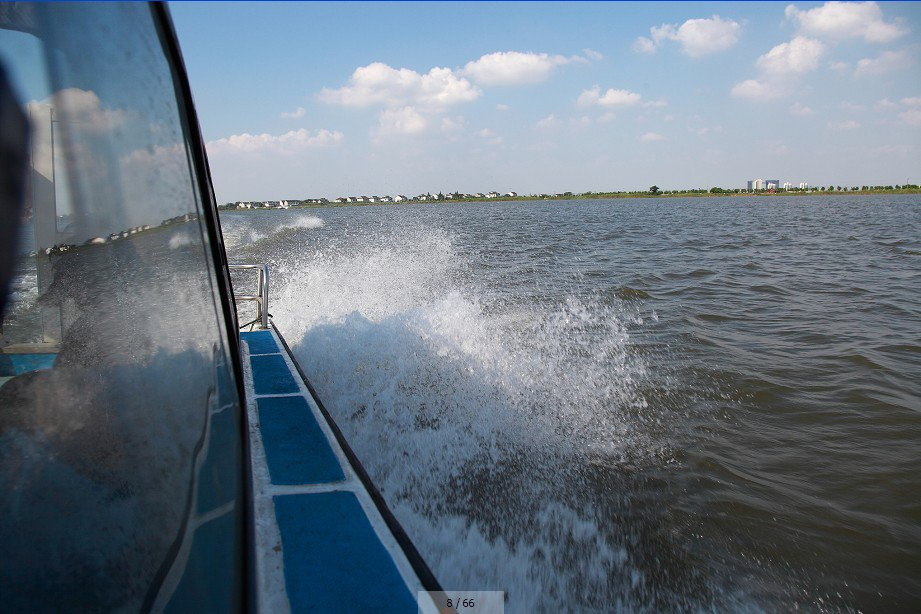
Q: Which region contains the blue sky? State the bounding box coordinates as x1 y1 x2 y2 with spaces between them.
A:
170 1 921 202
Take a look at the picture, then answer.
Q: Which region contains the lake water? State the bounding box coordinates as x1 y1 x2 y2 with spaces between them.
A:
221 195 920 611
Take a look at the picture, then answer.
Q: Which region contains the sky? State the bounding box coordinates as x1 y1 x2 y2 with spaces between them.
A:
169 1 921 203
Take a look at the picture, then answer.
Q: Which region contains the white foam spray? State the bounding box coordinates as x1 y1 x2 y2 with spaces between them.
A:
261 220 684 611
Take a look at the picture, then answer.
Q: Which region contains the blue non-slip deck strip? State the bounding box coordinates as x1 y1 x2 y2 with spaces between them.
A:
0 353 57 376
273 492 417 613
249 354 299 395
241 330 279 355
257 396 344 485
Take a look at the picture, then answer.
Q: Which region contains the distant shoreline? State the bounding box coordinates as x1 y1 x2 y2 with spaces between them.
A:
222 188 921 211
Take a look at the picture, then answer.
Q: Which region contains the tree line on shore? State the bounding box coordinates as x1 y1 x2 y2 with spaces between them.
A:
221 183 921 210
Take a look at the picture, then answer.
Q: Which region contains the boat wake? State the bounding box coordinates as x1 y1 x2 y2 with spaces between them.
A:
257 220 716 610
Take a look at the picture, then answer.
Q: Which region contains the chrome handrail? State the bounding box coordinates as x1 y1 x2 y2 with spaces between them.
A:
229 263 269 329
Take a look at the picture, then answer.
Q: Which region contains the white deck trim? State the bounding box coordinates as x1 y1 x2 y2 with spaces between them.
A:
245 329 436 612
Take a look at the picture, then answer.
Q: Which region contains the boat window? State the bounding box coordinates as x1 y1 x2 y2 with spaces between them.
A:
0 4 244 610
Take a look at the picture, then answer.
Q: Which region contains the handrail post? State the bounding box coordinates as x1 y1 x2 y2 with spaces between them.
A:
259 265 269 329
228 263 270 329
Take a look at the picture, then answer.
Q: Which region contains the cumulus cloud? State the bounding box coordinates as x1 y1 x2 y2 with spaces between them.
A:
855 49 913 76
874 97 897 111
578 85 642 108
734 36 824 101
535 113 559 129
207 128 343 154
785 1 908 43
634 16 741 57
44 88 129 134
583 48 604 61
756 37 825 74
460 50 590 86
477 128 503 144
828 119 861 130
790 102 815 116
632 37 658 54
439 115 465 133
281 106 306 119
731 79 787 100
639 132 666 142
318 62 480 109
900 108 921 127
873 94 921 126
376 106 427 136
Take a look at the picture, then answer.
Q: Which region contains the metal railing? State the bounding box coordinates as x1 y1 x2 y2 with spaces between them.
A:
229 263 269 329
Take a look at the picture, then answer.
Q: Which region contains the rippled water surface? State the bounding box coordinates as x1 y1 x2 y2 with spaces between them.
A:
222 195 920 611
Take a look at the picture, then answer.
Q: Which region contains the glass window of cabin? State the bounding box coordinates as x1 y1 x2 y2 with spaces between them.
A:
0 4 245 610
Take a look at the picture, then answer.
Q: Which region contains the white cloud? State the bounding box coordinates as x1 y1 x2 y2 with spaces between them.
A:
207 128 343 154
535 113 559 129
735 36 824 102
650 24 677 45
578 85 642 108
440 115 465 132
583 48 604 61
496 103 509 111
840 102 865 112
122 143 184 166
756 37 825 74
829 61 850 72
639 132 666 142
632 36 658 54
868 144 915 156
598 112 617 124
785 1 908 43
828 119 861 130
44 88 129 134
874 97 897 111
901 96 921 106
281 106 306 119
855 49 913 76
377 106 427 136
460 51 586 86
634 16 741 57
900 108 921 127
318 62 480 109
731 79 787 100
477 128 503 144
790 102 815 116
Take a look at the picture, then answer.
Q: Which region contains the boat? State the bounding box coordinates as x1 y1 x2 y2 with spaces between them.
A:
0 3 447 611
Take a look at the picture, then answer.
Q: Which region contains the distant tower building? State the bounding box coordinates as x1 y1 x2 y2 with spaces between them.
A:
782 182 793 190
799 182 809 190
749 178 764 191
765 179 779 190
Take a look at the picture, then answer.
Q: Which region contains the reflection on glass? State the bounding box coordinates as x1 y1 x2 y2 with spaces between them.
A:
1 4 244 610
